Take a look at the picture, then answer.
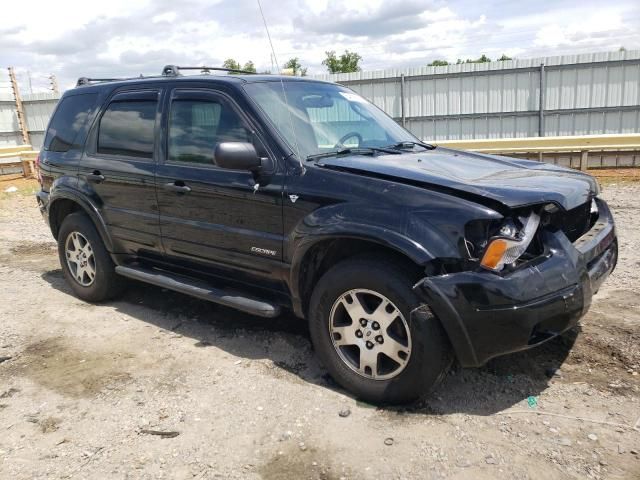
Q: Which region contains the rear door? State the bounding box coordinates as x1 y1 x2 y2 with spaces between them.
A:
155 87 285 285
79 89 163 255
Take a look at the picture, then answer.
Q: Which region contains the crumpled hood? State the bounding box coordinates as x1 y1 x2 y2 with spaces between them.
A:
318 147 597 210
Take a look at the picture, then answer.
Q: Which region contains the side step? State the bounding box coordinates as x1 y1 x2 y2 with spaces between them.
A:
115 265 281 318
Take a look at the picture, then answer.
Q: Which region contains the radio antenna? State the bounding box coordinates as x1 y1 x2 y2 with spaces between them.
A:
256 0 303 167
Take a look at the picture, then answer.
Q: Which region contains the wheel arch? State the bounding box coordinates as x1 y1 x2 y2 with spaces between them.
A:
48 190 114 252
290 233 432 319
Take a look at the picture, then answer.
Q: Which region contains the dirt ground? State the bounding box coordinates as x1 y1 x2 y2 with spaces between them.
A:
0 176 639 480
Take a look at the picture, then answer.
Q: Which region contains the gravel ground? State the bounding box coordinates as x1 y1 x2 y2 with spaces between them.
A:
0 178 639 480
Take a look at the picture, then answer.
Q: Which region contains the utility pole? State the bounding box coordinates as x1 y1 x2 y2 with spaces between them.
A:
49 74 59 94
8 67 30 146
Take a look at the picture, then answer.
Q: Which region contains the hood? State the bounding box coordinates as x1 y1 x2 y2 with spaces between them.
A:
318 147 597 211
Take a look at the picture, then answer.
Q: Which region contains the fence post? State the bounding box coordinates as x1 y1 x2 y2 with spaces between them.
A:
580 150 589 171
400 73 406 127
49 74 59 94
538 63 545 137
8 67 31 146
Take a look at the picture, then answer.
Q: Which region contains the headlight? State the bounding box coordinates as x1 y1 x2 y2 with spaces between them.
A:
480 212 540 271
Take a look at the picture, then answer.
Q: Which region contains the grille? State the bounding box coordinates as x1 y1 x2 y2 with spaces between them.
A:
549 201 593 242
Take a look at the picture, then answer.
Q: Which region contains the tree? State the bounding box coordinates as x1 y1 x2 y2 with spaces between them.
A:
222 58 241 71
470 54 491 63
428 59 449 67
322 50 362 74
455 54 492 64
497 54 513 61
283 57 307 76
222 58 256 74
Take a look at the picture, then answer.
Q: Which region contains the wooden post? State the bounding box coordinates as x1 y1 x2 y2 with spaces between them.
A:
8 67 30 146
580 150 589 171
49 74 59 94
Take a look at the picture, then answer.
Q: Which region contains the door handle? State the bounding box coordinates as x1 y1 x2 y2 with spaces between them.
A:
86 171 105 183
163 182 191 194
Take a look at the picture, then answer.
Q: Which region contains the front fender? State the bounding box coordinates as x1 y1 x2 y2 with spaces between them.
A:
286 201 450 317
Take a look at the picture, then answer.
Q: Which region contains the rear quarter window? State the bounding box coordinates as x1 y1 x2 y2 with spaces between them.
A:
44 93 98 152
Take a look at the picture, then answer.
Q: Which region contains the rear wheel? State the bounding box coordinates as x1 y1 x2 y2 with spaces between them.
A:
57 212 123 302
309 256 451 404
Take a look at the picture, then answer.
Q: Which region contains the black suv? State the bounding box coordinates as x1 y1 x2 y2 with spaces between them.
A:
36 66 617 404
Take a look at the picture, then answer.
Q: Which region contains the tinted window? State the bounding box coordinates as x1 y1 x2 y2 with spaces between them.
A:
98 100 157 158
44 93 97 152
168 99 250 165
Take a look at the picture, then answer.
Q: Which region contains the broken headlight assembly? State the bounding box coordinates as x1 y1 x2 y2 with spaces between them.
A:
480 211 541 272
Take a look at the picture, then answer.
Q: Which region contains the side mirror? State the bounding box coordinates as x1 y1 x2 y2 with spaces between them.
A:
214 142 262 171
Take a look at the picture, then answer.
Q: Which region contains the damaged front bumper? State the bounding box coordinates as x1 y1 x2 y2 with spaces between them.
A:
416 198 617 367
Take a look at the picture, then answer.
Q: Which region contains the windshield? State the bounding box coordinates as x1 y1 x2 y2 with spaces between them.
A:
243 81 419 159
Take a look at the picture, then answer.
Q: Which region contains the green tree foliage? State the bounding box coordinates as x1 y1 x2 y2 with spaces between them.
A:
222 59 256 74
428 59 449 66
283 57 307 76
454 54 492 64
497 54 513 61
471 54 491 63
222 58 241 71
322 50 362 74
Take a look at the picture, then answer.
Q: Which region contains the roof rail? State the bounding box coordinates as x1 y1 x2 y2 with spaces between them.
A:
76 74 149 87
76 77 126 87
161 65 258 76
75 64 260 88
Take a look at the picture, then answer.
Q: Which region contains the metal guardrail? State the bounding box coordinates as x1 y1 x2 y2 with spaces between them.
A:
2 135 639 177
435 134 640 171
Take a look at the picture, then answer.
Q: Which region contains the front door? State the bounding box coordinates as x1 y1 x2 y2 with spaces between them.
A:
155 88 285 288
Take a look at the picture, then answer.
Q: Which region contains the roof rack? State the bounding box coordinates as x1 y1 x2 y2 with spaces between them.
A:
75 64 260 88
76 77 125 87
76 74 147 87
161 65 258 76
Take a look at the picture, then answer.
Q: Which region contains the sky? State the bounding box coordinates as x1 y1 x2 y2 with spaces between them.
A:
1 0 639 92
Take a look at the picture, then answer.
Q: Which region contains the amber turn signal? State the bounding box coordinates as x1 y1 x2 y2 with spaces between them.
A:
480 239 508 270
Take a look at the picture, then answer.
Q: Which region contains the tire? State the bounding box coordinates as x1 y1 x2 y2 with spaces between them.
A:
57 211 123 302
309 256 451 404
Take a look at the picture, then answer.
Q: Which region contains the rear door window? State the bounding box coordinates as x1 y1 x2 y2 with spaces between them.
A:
44 93 98 152
97 95 158 159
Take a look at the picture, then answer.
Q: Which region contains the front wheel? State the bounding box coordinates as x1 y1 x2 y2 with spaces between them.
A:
308 256 451 404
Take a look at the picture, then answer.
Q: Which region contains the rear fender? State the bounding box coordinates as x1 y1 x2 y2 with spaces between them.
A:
49 186 114 253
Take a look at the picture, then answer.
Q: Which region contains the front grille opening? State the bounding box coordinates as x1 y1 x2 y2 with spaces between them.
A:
547 201 596 242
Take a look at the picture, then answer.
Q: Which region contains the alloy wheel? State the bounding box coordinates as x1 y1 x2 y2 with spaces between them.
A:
64 231 96 287
329 289 412 380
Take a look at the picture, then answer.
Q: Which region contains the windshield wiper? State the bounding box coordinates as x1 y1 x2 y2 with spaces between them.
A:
385 141 436 151
306 146 401 161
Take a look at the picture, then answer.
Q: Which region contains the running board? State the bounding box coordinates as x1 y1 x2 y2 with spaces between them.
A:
115 265 281 318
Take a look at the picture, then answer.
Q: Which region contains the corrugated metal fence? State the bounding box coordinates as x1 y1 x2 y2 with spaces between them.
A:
1 50 639 150
0 91 59 149
313 50 640 141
